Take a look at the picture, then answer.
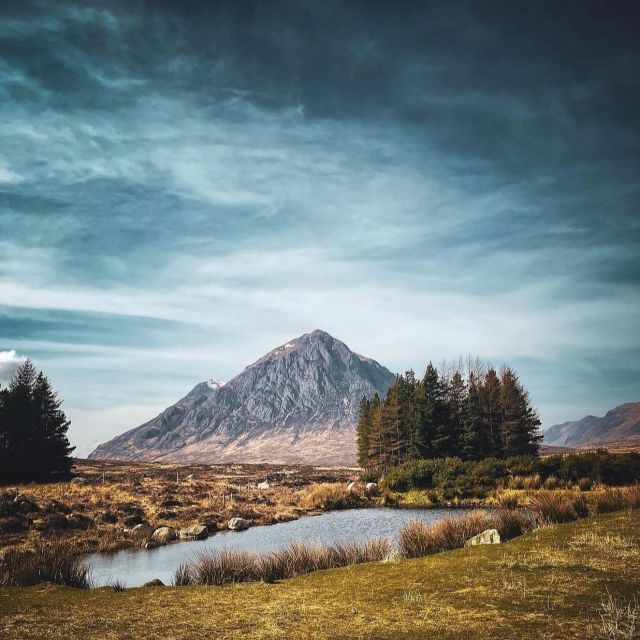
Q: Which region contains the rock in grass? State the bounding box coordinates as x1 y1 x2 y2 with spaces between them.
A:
143 578 164 587
346 481 357 493
257 481 270 490
228 517 250 531
152 526 177 544
130 523 153 537
464 529 501 547
70 477 87 485
179 524 208 540
365 482 378 494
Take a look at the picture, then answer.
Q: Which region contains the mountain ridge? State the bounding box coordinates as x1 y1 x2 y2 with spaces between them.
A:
543 402 640 449
89 330 396 465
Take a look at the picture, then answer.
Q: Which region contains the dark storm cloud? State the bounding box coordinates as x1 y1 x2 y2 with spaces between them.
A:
1 0 639 454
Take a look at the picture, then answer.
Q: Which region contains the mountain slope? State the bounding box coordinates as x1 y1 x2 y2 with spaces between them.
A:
89 330 396 465
543 402 640 449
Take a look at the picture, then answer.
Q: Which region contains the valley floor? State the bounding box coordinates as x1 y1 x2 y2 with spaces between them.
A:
1 509 639 639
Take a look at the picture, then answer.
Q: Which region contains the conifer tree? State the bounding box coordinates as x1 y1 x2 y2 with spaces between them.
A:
460 373 483 459
446 371 466 457
0 360 74 483
500 367 541 457
480 368 503 457
32 372 74 481
356 396 372 467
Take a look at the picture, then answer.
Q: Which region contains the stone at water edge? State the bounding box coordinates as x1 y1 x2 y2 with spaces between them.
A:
152 526 177 544
179 524 209 540
130 523 153 537
464 529 501 547
228 517 250 531
143 578 165 587
144 541 161 549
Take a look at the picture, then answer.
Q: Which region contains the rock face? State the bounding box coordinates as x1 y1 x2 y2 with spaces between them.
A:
544 402 640 449
465 529 501 546
89 330 395 465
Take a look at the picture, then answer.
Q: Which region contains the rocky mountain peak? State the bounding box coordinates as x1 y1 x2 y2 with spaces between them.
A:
89 331 396 465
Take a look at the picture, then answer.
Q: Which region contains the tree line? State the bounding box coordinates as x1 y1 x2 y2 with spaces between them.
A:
0 360 74 483
357 358 542 469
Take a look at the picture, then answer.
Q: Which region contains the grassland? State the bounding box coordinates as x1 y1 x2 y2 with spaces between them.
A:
1 509 638 639
0 459 357 554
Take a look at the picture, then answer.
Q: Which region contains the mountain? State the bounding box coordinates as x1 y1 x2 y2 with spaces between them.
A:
89 330 396 465
543 402 640 449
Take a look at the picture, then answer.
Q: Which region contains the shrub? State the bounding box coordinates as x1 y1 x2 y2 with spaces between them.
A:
577 477 594 491
0 541 91 588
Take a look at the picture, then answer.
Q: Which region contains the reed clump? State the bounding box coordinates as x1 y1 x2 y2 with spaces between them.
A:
299 483 362 510
175 537 392 586
0 540 91 588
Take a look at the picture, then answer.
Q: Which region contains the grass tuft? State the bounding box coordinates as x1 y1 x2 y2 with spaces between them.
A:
599 590 639 640
0 541 91 588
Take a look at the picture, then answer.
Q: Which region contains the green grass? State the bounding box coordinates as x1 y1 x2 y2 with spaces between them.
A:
1 510 639 639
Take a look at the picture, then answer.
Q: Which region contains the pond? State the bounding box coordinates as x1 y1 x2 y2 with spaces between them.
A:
87 507 472 587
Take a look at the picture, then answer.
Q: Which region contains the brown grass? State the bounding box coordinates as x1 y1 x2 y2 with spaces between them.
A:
177 537 393 586
0 540 91 588
298 482 362 510
0 459 355 556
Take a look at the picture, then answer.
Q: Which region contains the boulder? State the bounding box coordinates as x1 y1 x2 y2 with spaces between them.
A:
257 481 270 490
179 524 208 540
365 482 378 494
464 529 501 547
144 541 161 550
70 477 87 485
143 578 165 587
227 517 250 531
130 523 153 537
346 481 357 494
152 526 177 544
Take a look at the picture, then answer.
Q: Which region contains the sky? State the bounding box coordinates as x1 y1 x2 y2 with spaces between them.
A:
1 1 639 457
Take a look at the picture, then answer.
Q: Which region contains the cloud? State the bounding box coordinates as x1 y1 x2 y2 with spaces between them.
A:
0 349 26 383
0 161 23 184
0 1 638 454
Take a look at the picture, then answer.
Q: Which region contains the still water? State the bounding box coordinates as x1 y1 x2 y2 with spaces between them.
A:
87 507 471 587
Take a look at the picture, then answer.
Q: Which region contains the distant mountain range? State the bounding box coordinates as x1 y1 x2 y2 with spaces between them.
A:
543 402 640 450
89 330 396 465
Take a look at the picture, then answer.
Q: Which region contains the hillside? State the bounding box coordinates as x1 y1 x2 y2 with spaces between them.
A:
89 330 395 465
544 402 640 449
